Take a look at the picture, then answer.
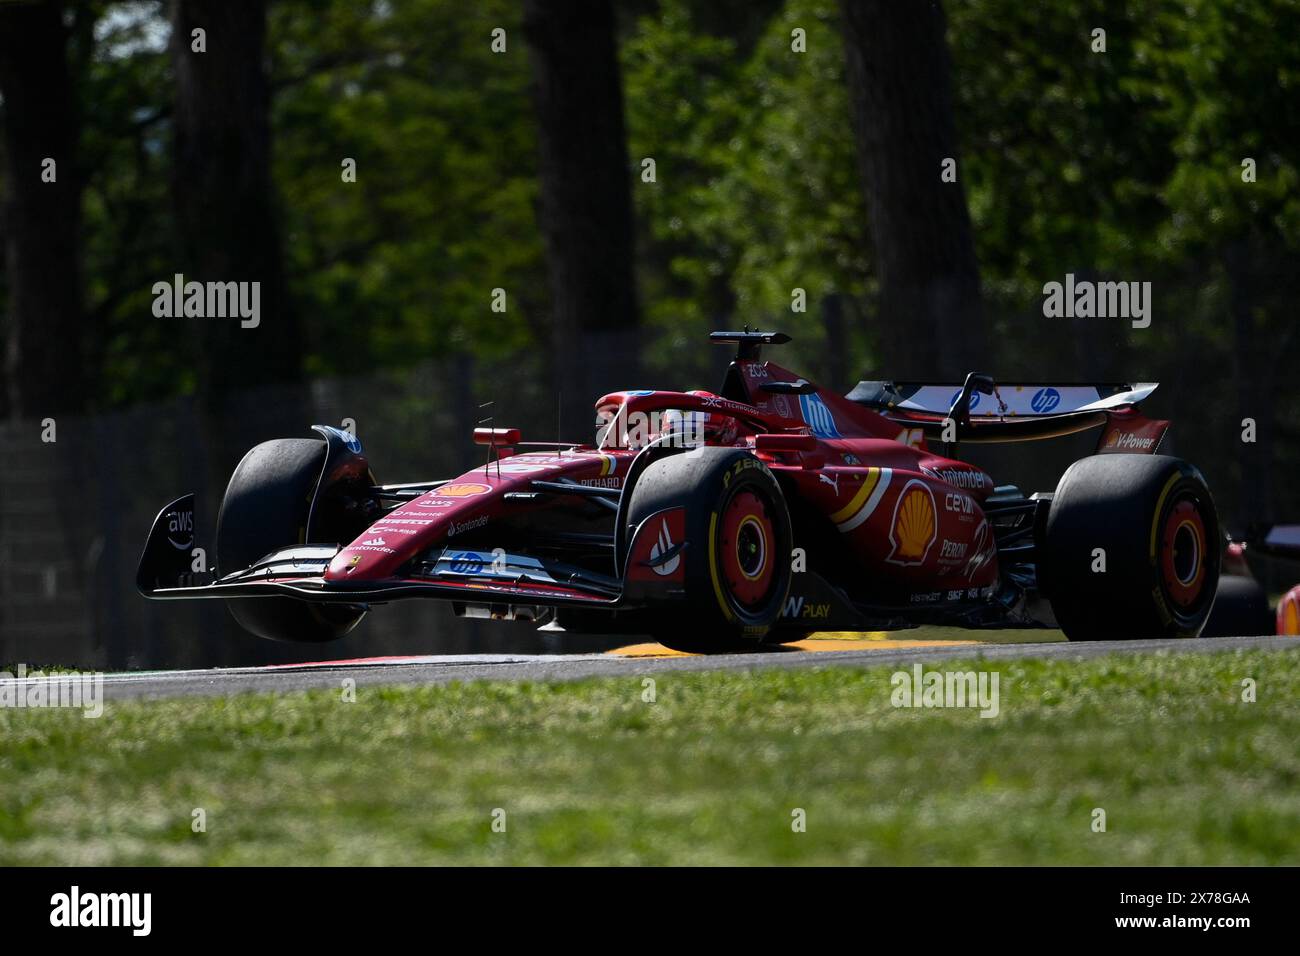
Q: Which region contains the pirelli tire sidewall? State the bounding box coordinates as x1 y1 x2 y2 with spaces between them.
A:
1042 454 1220 641
627 447 793 642
217 438 366 643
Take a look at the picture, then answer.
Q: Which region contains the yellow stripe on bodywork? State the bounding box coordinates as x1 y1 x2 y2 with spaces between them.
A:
833 467 892 533
830 469 880 524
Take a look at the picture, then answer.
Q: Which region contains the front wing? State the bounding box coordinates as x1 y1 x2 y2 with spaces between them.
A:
137 494 620 609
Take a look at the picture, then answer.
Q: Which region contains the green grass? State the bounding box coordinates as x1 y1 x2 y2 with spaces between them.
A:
1 649 1297 865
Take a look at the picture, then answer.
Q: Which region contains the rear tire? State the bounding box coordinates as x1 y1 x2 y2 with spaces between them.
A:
1042 454 1219 641
1202 575 1273 637
216 438 366 642
624 447 792 653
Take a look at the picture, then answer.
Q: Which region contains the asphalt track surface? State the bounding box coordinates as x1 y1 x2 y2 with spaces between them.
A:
89 634 1299 700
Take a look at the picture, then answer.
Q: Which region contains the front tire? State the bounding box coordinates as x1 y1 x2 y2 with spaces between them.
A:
1042 454 1219 641
625 447 793 652
216 438 366 642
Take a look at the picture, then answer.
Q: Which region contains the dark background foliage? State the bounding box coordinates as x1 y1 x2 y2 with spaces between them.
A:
0 0 1296 664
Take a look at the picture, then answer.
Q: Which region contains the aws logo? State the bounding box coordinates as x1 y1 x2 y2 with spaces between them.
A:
166 508 194 551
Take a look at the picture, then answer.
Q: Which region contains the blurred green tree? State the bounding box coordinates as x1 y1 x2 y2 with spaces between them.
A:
269 0 542 377
621 0 869 389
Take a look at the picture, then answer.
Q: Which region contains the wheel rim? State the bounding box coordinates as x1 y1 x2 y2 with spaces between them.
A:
719 490 774 608
1160 497 1208 610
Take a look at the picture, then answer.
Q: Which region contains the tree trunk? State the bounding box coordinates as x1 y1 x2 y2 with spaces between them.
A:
839 0 985 380
523 0 640 444
170 0 300 406
0 0 85 420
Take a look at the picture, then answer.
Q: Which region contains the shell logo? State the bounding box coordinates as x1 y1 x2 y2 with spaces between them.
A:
886 479 937 565
435 482 492 498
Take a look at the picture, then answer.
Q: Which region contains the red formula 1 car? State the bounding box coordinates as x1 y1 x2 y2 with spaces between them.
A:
138 330 1221 651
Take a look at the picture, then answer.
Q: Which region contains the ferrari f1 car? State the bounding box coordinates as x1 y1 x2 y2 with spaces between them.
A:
138 330 1221 652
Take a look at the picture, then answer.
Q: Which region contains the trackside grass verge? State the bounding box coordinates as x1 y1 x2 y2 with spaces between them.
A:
1 649 1297 864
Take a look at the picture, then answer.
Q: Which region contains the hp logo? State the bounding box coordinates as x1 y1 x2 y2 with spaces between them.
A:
1031 387 1061 414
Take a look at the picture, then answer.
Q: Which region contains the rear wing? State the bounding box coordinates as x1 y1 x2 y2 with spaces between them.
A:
848 380 1156 417
846 379 1168 451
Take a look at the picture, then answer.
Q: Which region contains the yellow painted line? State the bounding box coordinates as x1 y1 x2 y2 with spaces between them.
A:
607 637 981 658
813 630 894 641
610 644 695 658
788 638 978 652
